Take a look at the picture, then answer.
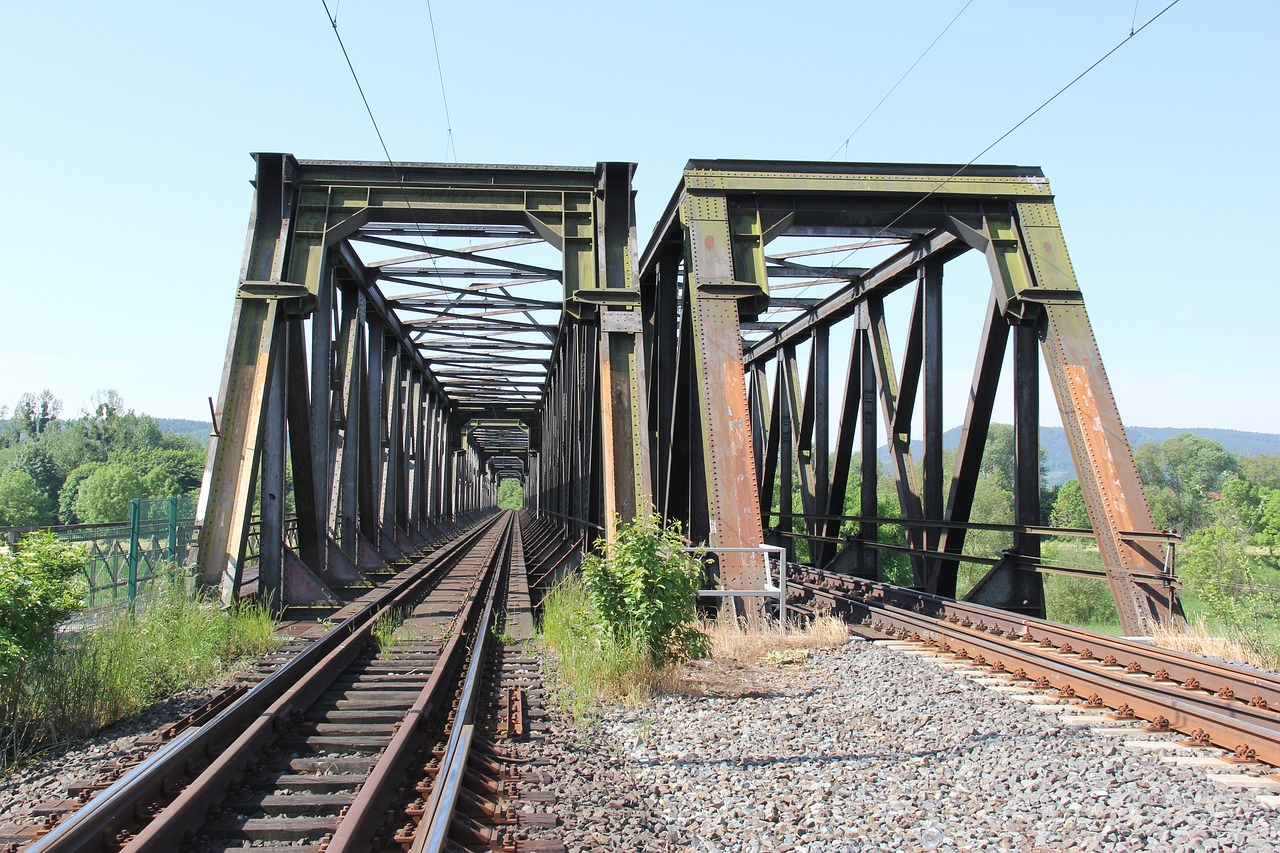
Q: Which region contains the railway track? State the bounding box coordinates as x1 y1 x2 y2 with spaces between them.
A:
790 565 1280 770
25 510 552 853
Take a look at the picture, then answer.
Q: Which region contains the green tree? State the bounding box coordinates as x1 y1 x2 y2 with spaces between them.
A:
0 405 17 449
1135 434 1238 533
73 463 144 523
10 390 62 440
11 442 62 503
58 462 104 524
0 532 86 672
1050 478 1092 529
0 470 55 527
1241 454 1280 491
1257 488 1280 557
1178 474 1275 655
496 478 523 509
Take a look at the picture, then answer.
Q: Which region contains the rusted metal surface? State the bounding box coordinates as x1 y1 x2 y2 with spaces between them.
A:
204 154 1181 632
637 159 1181 630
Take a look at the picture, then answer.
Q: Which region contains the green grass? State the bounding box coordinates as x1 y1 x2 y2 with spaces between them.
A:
0 570 279 767
536 575 662 722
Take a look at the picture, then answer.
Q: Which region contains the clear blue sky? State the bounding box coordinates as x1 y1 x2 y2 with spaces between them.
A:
1 1 1276 434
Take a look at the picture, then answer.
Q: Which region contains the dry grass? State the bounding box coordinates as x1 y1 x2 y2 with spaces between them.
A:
703 615 850 664
1151 618 1280 673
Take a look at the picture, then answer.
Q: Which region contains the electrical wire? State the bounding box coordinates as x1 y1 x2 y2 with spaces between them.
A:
813 0 1186 284
320 0 399 178
828 0 975 161
426 0 456 163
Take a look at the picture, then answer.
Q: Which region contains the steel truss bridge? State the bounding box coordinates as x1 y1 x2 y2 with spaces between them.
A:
196 155 1182 636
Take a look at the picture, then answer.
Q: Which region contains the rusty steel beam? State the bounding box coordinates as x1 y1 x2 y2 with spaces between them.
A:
637 159 1182 633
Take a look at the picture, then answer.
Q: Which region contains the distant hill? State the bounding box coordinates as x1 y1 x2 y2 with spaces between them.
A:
881 426 1280 487
156 418 212 447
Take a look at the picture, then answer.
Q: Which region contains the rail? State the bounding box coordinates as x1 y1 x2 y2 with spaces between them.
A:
30 515 506 852
793 566 1280 766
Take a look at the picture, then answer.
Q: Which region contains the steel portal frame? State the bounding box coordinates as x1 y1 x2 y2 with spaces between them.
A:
196 154 646 606
638 160 1182 635
198 155 1181 635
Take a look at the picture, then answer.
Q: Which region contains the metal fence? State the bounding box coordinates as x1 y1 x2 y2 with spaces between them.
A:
3 496 199 608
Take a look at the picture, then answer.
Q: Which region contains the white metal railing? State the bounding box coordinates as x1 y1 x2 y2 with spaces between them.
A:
688 544 789 633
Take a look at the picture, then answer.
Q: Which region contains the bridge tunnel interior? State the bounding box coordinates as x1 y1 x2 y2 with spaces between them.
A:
196 154 1183 636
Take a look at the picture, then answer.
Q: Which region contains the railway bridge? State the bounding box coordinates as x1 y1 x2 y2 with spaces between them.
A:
196 154 1182 637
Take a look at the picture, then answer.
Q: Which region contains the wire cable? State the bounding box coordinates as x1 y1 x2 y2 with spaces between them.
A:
320 0 399 177
812 0 1185 283
828 0 975 161
425 0 457 163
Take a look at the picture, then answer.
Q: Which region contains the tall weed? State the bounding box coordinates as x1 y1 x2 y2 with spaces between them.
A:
537 575 662 720
0 568 278 767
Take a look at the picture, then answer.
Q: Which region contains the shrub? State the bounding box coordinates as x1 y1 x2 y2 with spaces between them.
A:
581 513 710 665
0 532 86 672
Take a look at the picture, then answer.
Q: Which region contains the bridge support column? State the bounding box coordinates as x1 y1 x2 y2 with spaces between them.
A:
679 191 766 592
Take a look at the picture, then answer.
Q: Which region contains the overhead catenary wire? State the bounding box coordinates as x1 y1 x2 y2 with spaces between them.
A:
316 2 545 416
828 0 975 161
320 0 399 179
425 0 456 163
812 0 1186 284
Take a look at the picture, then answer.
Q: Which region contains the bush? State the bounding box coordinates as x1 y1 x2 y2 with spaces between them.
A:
538 575 658 719
581 513 709 665
0 532 85 671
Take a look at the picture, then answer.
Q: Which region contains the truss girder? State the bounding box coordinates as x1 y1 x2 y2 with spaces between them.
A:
197 155 646 605
200 155 1181 635
639 159 1181 635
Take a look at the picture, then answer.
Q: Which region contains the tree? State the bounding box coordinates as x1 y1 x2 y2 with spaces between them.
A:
1135 434 1238 532
1241 454 1280 491
58 462 103 524
1178 483 1275 656
496 478 523 509
0 470 55 527
1257 488 1280 558
11 442 62 503
0 405 17 449
10 390 62 440
73 463 144 524
1050 479 1091 529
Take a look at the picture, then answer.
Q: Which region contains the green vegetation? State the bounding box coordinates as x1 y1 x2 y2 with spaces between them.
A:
0 535 277 765
538 513 709 719
0 389 206 528
0 532 86 672
581 513 710 665
496 478 523 509
537 574 660 720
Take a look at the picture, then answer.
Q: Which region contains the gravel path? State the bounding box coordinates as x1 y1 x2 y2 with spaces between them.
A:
535 638 1279 853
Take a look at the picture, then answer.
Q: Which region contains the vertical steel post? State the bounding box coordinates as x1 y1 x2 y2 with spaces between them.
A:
127 498 140 606
259 336 286 611
167 497 178 567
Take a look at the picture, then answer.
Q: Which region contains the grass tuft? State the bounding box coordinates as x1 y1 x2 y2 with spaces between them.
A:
1152 617 1280 672
537 575 667 721
0 569 279 767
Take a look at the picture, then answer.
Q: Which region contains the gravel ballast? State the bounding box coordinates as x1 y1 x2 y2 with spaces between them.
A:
534 638 1278 853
